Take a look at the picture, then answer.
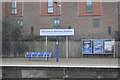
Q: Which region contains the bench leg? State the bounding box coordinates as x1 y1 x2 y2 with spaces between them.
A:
47 57 49 61
45 57 47 61
46 57 50 61
28 57 31 61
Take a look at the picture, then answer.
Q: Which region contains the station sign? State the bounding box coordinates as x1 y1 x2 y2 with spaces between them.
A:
40 29 74 36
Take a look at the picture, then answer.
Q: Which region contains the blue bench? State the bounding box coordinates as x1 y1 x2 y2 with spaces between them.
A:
25 52 52 61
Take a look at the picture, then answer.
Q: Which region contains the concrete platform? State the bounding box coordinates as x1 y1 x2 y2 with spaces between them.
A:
1 58 119 68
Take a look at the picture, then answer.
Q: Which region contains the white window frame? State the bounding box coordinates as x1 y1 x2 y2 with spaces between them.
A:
47 0 54 13
86 0 93 14
11 0 17 14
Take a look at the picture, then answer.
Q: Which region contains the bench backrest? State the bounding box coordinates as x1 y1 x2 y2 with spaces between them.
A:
25 52 51 58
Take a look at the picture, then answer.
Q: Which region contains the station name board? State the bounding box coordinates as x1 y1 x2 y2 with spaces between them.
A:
40 29 74 36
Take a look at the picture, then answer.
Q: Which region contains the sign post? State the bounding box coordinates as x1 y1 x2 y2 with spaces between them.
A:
40 29 74 62
55 2 59 62
45 36 48 61
66 36 69 60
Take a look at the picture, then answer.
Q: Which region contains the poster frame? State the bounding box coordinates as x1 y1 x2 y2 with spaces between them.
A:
104 39 115 57
82 39 115 57
82 39 93 55
93 39 104 54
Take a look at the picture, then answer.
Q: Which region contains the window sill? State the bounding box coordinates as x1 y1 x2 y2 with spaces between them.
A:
78 13 101 16
40 14 62 16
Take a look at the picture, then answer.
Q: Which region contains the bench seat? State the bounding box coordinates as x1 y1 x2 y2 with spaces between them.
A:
25 52 52 61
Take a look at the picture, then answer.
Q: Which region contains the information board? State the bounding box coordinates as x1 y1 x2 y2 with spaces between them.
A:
104 39 115 54
82 39 115 55
93 39 104 54
82 40 92 54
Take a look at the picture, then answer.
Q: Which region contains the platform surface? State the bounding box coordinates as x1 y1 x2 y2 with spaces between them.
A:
1 58 119 68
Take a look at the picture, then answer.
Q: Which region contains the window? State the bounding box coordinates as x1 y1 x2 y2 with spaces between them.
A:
86 0 93 14
79 0 100 16
54 19 60 27
47 0 54 13
17 20 23 27
11 0 17 14
41 0 61 16
93 19 100 27
108 26 111 35
31 27 34 35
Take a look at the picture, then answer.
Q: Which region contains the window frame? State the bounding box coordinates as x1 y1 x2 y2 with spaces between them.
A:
11 0 17 15
31 27 34 35
86 0 93 14
93 18 100 27
108 26 111 35
54 18 60 27
47 0 54 14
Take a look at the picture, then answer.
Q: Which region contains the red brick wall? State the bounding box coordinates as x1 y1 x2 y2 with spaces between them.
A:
78 0 101 16
40 0 61 16
5 1 23 17
5 2 10 16
17 2 23 16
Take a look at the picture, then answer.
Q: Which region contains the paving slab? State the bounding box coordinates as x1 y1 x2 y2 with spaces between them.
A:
1 58 119 68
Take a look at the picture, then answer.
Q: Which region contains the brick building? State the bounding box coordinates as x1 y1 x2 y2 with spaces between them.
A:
2 0 119 40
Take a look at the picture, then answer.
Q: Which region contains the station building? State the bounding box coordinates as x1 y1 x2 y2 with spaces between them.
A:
2 0 119 40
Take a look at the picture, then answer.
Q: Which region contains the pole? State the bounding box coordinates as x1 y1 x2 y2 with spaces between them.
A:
113 39 115 58
66 36 68 60
56 3 59 62
46 36 48 61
